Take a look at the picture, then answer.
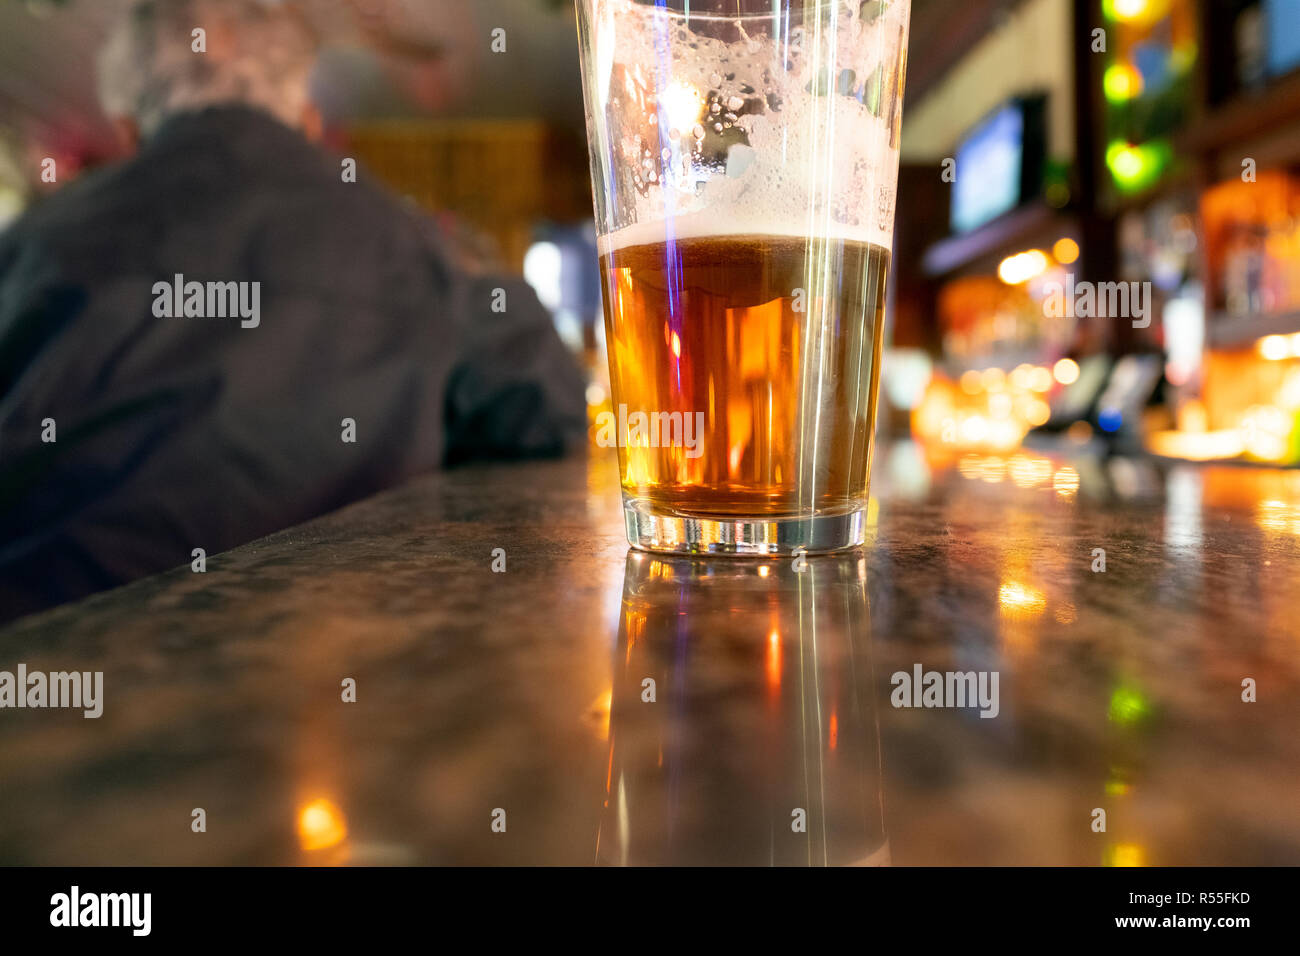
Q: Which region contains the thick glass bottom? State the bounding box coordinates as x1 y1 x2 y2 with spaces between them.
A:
623 497 866 555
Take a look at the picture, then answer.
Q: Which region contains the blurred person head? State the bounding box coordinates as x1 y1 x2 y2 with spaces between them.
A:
97 0 320 150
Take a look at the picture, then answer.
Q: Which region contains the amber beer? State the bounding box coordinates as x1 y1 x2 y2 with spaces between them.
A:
600 233 890 518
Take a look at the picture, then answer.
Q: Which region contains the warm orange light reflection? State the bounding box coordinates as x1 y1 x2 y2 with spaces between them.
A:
1008 455 1053 488
1053 466 1080 499
1257 499 1300 535
766 627 781 697
590 688 613 740
999 581 1046 617
297 797 347 852
1107 843 1146 867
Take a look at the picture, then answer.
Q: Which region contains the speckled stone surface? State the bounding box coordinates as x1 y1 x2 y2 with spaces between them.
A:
1 445 1298 865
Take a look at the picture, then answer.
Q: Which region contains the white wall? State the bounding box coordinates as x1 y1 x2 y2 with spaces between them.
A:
901 0 1075 162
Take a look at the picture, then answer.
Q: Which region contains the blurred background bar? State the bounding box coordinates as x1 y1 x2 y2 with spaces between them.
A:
893 0 1300 472
2 0 1299 869
4 0 1300 468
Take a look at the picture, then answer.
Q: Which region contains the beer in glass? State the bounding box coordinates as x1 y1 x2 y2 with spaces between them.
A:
576 0 910 553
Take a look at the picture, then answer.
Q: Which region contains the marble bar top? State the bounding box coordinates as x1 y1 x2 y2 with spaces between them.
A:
1 445 1298 865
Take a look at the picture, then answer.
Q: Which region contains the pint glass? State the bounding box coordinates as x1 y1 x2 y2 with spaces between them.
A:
576 0 910 553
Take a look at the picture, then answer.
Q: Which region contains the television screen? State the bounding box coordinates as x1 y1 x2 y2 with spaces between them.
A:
951 103 1024 234
1266 0 1300 77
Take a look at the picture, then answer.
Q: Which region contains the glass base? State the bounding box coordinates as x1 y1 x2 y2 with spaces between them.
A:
623 498 866 555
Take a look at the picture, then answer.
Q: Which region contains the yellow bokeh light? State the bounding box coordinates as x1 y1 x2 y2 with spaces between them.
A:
1053 357 1080 385
1052 237 1080 264
297 797 347 852
1259 335 1290 361
1025 398 1051 426
987 418 1023 451
960 415 990 444
1147 429 1244 461
1108 144 1147 182
1112 0 1149 21
1028 366 1054 392
1239 404 1289 463
1104 63 1144 102
1280 369 1300 409
997 249 1050 285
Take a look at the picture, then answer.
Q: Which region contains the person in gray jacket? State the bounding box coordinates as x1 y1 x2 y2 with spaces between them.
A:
0 0 587 622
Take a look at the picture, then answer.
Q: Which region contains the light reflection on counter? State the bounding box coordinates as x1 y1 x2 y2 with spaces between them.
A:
297 797 347 852
597 551 886 866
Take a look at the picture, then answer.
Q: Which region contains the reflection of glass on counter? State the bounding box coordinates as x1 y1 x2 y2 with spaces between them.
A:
597 551 886 866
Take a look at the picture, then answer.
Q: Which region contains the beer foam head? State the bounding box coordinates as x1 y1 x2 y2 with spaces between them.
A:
585 0 910 256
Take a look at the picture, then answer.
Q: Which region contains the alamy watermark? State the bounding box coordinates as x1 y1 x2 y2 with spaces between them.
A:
1043 274 1152 329
152 273 260 328
891 664 1000 719
594 404 706 459
50 886 150 936
0 664 103 718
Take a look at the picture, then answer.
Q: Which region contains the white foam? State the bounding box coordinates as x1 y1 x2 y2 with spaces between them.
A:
586 0 910 257
597 212 886 256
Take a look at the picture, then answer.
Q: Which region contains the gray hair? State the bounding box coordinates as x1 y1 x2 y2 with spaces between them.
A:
98 0 318 137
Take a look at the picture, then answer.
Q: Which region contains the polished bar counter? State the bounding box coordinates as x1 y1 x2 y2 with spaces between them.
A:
1 445 1298 865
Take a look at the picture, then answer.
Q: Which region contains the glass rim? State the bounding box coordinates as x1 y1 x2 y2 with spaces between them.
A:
613 0 880 24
